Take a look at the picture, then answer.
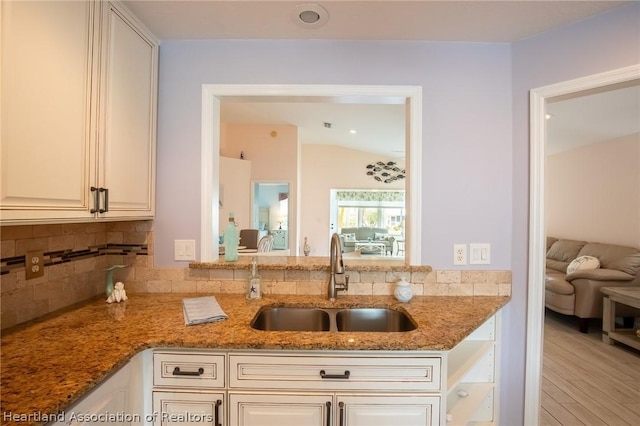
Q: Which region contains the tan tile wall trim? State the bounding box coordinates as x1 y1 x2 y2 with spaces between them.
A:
0 221 511 329
124 267 512 299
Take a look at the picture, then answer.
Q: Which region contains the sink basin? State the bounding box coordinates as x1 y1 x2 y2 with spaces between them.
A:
251 306 416 332
336 308 417 332
251 307 331 332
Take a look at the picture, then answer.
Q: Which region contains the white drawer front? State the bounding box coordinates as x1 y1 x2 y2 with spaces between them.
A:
152 391 224 426
154 351 225 388
229 353 441 391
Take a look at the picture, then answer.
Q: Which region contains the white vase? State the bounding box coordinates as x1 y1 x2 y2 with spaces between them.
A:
394 278 413 302
303 237 311 256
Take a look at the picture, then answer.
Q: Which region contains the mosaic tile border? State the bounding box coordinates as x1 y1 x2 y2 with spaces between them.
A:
0 243 148 275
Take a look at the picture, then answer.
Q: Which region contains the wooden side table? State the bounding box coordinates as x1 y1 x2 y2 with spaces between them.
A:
601 286 640 350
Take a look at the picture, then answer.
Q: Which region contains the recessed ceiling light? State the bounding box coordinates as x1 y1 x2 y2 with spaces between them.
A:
299 10 320 24
545 113 554 119
349 129 357 134
293 3 329 28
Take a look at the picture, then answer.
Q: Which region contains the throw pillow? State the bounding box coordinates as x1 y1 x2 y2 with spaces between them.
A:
566 255 600 274
342 233 356 242
374 232 388 241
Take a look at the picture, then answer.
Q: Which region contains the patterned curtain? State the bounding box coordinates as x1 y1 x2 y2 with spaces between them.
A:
336 190 404 202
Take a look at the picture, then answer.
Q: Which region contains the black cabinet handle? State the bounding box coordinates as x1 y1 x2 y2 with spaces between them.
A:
214 399 222 426
172 366 204 376
325 401 331 426
339 401 345 426
90 187 99 213
99 187 109 213
320 370 350 379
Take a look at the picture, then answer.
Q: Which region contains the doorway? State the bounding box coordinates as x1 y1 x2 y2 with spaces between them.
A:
524 64 640 424
252 182 290 250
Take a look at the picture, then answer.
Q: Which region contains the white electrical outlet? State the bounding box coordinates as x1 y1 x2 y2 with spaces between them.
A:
453 244 467 265
175 240 196 261
470 243 491 265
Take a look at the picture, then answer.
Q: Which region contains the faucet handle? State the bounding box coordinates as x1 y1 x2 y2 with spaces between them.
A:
343 275 349 292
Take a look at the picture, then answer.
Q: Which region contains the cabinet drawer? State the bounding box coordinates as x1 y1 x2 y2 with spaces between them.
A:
154 351 225 388
152 391 224 426
229 353 441 391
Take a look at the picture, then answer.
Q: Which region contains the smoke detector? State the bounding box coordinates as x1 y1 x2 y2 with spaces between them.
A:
293 3 329 28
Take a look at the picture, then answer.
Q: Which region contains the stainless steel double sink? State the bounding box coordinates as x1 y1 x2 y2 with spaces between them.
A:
250 306 417 332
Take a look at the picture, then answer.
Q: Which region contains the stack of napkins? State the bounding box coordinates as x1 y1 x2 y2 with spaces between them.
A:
182 296 228 326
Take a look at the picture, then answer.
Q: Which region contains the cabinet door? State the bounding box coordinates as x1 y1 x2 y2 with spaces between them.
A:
338 395 440 426
229 393 331 426
50 363 132 426
0 0 98 222
152 392 224 426
97 1 157 218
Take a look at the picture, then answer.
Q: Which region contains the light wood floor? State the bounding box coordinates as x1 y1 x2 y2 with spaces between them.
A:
541 310 640 425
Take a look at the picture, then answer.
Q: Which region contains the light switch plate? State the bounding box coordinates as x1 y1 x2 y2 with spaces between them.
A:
470 243 491 264
175 240 196 261
25 250 45 279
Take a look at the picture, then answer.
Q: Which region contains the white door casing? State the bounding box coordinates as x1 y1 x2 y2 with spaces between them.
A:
525 64 640 425
201 84 422 264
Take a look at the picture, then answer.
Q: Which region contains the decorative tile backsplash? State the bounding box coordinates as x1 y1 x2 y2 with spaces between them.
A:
0 220 511 330
1 243 148 275
0 221 152 329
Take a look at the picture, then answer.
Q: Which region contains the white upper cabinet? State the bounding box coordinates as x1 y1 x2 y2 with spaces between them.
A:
0 0 99 221
97 1 157 218
0 0 158 224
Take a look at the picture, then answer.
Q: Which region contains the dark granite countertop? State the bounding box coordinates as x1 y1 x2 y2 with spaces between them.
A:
0 293 509 425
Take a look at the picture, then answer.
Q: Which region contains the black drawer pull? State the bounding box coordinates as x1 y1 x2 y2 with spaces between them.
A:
214 399 222 426
320 369 350 379
90 187 99 213
98 187 109 213
339 401 345 426
172 366 204 376
325 401 331 426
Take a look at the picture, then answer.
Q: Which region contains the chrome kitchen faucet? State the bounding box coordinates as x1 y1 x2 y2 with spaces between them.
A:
328 233 349 301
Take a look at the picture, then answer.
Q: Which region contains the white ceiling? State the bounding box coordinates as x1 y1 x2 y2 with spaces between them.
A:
123 0 628 43
546 83 640 155
123 0 637 157
220 99 406 158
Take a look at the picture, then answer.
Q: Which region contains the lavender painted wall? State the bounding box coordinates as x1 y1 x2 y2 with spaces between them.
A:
156 40 513 269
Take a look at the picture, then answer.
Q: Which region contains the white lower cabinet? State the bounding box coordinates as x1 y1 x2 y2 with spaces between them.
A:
228 393 438 426
152 392 224 426
227 352 441 426
147 315 498 426
150 350 441 426
54 367 130 426
151 351 226 426
445 315 499 425
50 351 148 426
229 393 331 426
338 395 439 426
